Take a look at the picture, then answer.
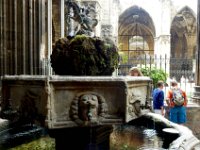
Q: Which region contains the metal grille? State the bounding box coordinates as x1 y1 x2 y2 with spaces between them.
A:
118 55 195 95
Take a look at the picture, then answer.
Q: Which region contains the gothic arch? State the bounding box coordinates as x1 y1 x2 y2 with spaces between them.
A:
119 5 155 37
170 6 197 80
118 5 156 75
172 6 197 23
171 6 197 59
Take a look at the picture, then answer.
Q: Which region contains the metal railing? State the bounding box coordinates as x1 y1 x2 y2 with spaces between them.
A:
118 54 195 96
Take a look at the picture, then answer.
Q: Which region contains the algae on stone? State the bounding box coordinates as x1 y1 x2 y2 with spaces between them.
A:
50 35 119 75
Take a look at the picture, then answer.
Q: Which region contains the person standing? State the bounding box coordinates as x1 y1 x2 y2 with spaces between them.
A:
166 80 188 124
129 67 143 76
152 81 165 116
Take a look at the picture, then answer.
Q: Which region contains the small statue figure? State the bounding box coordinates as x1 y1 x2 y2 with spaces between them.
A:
65 0 98 36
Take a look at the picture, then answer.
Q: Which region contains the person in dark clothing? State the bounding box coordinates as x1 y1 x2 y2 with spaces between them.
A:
153 81 165 116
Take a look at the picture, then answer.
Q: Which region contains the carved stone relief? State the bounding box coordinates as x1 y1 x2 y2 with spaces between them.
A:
69 92 107 126
18 90 40 124
127 88 147 118
101 25 113 38
128 93 142 117
2 89 41 124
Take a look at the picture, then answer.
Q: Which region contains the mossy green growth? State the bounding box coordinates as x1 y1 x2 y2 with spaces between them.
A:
51 35 119 75
8 136 55 150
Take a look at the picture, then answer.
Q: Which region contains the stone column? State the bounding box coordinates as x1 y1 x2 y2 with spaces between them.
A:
192 0 200 102
154 0 170 76
197 0 200 85
0 0 51 76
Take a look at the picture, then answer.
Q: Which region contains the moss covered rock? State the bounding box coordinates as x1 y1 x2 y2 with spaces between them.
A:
50 35 119 75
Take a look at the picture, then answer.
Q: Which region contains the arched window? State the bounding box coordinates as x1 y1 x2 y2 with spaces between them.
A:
170 6 197 81
118 6 155 75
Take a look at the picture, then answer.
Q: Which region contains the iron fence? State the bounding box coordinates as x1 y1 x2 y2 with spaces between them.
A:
118 54 195 96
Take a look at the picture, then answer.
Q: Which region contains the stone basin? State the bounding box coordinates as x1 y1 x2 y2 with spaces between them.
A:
0 75 152 129
128 113 200 150
1 75 200 150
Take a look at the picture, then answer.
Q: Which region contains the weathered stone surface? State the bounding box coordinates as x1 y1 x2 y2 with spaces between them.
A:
1 75 152 129
191 86 200 102
184 105 200 139
1 76 48 125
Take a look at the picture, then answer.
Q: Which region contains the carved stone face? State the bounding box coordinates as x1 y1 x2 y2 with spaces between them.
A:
129 93 142 116
79 94 99 121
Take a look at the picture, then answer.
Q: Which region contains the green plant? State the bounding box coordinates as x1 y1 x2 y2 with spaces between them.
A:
8 136 55 150
141 67 168 88
118 51 128 64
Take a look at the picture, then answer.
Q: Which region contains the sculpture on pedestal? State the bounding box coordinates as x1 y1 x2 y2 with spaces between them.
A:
51 0 119 76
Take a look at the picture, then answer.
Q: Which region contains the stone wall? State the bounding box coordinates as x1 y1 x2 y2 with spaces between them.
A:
185 105 200 139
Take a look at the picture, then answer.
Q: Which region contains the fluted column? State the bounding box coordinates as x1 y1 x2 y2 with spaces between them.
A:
0 0 52 76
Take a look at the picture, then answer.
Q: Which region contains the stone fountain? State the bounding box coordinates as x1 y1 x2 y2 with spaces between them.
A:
0 4 153 147
0 75 152 149
1 75 200 149
0 1 200 149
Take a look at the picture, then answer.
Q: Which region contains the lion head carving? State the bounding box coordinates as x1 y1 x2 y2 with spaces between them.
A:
69 92 107 126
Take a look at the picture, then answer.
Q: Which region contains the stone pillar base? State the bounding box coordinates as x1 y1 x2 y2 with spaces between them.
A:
191 86 200 104
49 125 113 150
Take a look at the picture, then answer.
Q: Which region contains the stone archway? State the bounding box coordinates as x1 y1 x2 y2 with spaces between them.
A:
118 5 156 75
170 6 197 81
